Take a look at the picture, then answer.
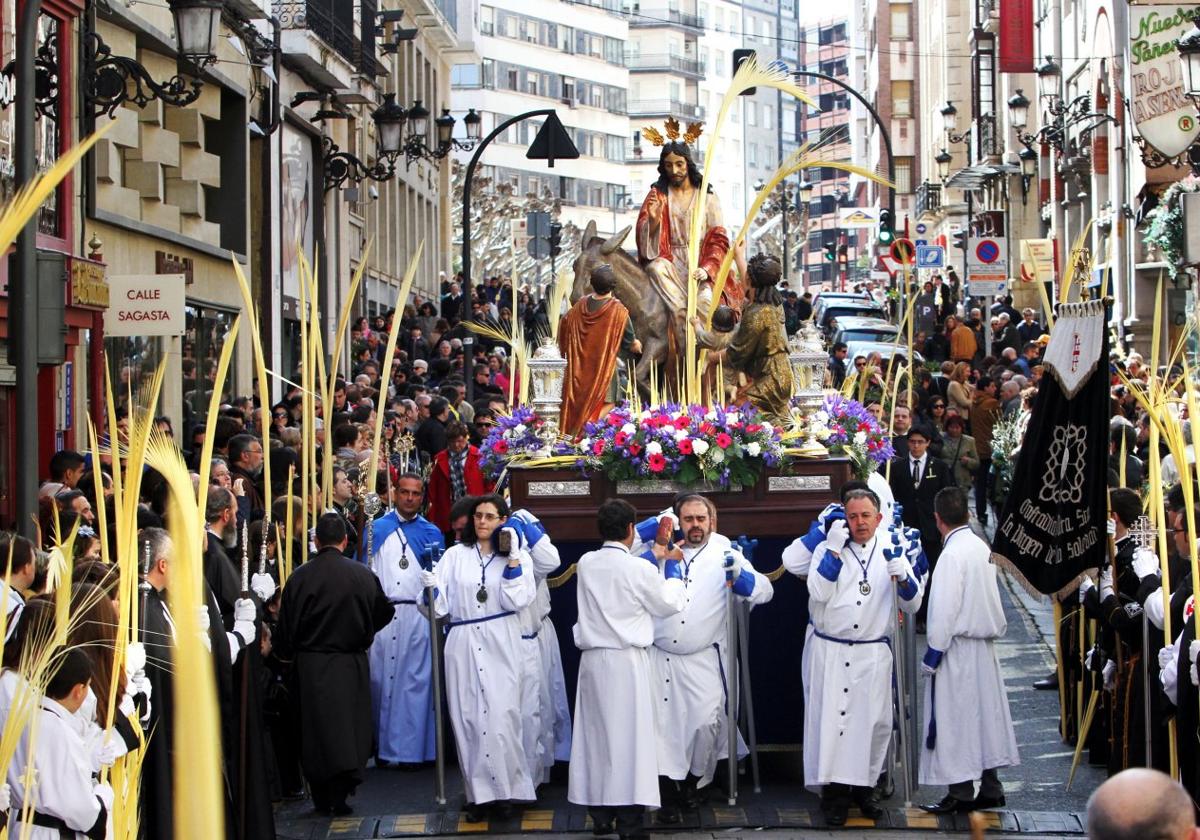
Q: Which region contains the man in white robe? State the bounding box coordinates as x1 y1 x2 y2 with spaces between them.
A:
646 494 772 819
919 486 1019 813
368 473 445 766
804 488 922 827
569 499 687 838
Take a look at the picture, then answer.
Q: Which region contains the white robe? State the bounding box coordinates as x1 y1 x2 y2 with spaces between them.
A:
804 535 922 788
568 541 687 808
919 526 1020 785
515 530 565 786
651 534 772 786
424 542 537 804
368 516 442 764
8 698 104 839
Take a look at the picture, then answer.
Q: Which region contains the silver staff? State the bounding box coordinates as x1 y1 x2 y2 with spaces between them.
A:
257 514 270 576
425 543 447 806
888 529 913 807
240 516 250 594
363 491 382 564
724 550 738 806
1130 514 1156 767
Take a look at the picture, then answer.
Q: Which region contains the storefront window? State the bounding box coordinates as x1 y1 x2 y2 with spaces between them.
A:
183 303 237 432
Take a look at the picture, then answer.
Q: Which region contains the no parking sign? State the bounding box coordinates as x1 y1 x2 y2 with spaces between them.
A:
967 236 1008 296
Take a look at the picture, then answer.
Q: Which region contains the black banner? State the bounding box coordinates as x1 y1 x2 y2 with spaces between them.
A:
992 305 1109 595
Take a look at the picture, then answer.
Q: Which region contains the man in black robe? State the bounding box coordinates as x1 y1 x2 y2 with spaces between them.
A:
140 527 177 840
274 512 393 815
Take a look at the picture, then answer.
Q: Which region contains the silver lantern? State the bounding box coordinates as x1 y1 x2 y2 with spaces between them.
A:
528 339 568 433
789 322 830 454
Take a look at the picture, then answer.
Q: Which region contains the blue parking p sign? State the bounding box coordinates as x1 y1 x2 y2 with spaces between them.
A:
916 245 945 268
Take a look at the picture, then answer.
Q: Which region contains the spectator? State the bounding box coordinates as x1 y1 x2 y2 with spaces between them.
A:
426 422 492 535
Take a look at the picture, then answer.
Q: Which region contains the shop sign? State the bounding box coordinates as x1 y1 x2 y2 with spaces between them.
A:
155 250 194 285
1020 239 1056 282
69 260 110 309
105 274 186 337
1130 6 1200 158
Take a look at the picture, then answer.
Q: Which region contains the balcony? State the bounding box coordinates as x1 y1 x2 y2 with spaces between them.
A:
915 181 941 218
627 7 705 32
275 0 378 85
628 99 705 119
625 53 703 77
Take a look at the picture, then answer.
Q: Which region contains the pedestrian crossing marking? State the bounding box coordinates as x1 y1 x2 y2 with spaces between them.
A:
386 815 430 834
844 816 876 826
456 816 490 832
901 808 940 828
521 809 556 830
711 807 745 825
974 811 1003 828
327 818 365 835
774 808 814 826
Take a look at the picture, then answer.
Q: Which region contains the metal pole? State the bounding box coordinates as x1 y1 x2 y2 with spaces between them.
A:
725 558 738 806
426 544 447 806
1142 614 1153 767
736 601 761 793
13 0 42 539
888 536 913 807
460 108 556 407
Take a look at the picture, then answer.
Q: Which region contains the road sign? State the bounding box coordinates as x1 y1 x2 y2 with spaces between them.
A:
968 279 1009 297
915 223 928 235
1019 238 1056 283
966 237 1008 293
914 239 928 248
526 211 550 259
526 112 580 167
890 238 916 265
916 245 945 269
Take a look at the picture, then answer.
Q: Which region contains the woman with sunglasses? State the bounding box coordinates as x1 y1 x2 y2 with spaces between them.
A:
420 495 537 821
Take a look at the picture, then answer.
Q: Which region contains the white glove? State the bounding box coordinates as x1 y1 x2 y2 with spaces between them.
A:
816 504 843 528
233 597 256 646
1078 576 1095 603
93 782 113 813
1106 518 1117 538
1159 645 1177 671
499 526 520 558
921 662 936 676
420 569 438 590
1132 548 1159 580
0 782 9 812
92 735 124 770
886 555 910 580
1102 659 1116 691
825 519 850 554
1086 647 1106 672
1190 640 1200 686
1099 566 1114 601
251 573 276 602
124 642 146 681
197 606 211 653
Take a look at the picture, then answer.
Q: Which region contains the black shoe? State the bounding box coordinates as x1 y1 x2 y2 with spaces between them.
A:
592 819 614 836
330 802 353 817
492 801 515 820
854 789 884 819
822 800 849 827
920 794 974 814
619 834 649 840
656 805 682 825
972 794 1006 809
1033 674 1059 692
463 803 488 823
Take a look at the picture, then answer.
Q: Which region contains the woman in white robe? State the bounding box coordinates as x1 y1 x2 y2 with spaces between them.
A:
420 495 537 821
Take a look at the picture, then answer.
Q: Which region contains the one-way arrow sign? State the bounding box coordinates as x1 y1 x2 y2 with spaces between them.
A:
526 112 580 168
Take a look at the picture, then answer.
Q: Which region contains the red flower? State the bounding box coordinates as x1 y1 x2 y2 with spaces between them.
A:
700 422 717 435
745 423 762 434
677 438 694 455
614 431 630 446
492 439 509 455
716 432 733 449
673 416 691 430
647 453 667 472
607 414 623 426
858 422 871 433
592 440 605 455
628 443 642 456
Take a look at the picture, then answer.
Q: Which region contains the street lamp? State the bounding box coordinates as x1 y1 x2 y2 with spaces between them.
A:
1036 56 1062 103
373 93 406 157
170 0 225 67
1007 89 1030 130
1177 12 1200 103
935 148 953 182
407 100 431 146
1018 146 1037 203
939 101 958 134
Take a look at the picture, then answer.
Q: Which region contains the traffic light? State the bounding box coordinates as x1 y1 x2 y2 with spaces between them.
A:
877 209 895 246
838 243 849 260
823 243 837 262
548 222 563 257
733 49 757 95
951 229 967 250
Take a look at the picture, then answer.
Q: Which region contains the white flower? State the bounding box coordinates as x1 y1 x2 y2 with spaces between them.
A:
621 423 636 435
853 431 867 446
638 410 652 421
514 424 527 436
727 411 740 424
816 427 832 441
813 411 829 424
746 442 761 457
711 448 725 463
646 441 663 455
762 422 773 433
692 439 710 456
705 410 718 421
674 428 690 442
579 437 591 451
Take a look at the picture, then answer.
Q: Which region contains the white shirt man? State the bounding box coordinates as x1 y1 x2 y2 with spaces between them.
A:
645 496 772 818
569 499 687 838
804 489 922 827
919 486 1019 813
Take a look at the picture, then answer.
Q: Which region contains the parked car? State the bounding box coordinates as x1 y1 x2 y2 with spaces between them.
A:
844 340 925 370
832 316 899 346
817 299 888 332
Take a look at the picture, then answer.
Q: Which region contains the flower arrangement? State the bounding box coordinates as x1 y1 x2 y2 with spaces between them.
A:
479 406 573 481
804 394 894 479
1144 176 1200 285
577 403 784 489
989 412 1024 509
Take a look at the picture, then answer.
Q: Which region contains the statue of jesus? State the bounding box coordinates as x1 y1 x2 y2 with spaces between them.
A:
634 139 737 335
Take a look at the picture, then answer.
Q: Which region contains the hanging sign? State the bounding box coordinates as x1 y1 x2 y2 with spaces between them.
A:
1130 6 1200 158
105 274 186 337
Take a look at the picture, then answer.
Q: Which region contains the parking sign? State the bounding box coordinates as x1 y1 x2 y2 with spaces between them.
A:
916 245 945 269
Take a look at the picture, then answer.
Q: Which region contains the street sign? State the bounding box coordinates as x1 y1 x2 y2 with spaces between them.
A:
526 111 580 168
966 236 1008 295
914 239 928 248
838 207 881 228
968 279 1009 297
890 238 916 265
105 274 186 337
916 245 945 269
915 223 928 235
1019 238 1056 282
526 211 550 259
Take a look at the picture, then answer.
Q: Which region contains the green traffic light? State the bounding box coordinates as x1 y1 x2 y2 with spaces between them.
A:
878 228 895 244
